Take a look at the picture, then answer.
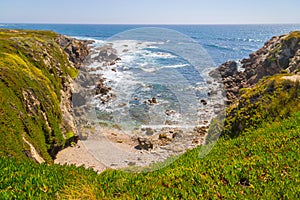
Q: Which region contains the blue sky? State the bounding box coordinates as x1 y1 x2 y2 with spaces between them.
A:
0 0 299 24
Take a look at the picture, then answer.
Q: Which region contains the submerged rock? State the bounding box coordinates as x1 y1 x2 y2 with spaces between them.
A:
145 128 154 136
145 97 158 104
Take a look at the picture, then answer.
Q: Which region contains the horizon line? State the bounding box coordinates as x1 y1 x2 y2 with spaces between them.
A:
1 22 300 26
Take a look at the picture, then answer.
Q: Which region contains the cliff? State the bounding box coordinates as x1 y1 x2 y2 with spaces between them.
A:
0 29 90 162
210 31 300 104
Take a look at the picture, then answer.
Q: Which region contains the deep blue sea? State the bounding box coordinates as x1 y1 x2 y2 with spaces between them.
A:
1 24 300 65
2 23 300 130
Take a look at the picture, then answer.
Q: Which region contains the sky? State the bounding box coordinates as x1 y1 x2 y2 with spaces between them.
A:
0 0 300 24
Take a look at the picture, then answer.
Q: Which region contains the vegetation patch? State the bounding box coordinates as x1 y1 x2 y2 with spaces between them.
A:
283 31 300 41
224 74 300 137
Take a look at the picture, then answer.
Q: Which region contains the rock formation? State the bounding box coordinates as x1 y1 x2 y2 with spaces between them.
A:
56 35 92 68
210 31 300 104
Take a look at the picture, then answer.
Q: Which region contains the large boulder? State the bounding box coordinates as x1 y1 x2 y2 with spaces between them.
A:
136 137 153 150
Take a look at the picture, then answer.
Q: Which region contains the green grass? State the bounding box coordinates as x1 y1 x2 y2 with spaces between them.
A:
0 111 299 199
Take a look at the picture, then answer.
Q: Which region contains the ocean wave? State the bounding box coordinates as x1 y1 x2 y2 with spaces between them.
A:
143 51 177 59
238 38 263 43
146 45 159 49
73 36 106 47
215 37 263 43
240 47 256 52
160 64 189 69
205 44 234 51
141 64 189 73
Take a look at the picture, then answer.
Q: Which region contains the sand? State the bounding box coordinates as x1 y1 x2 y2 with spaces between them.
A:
54 140 107 173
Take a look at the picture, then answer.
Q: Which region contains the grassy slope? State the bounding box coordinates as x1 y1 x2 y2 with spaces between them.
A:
0 29 77 162
0 111 299 199
0 75 299 199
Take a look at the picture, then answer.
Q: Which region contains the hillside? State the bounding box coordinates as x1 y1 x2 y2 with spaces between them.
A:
0 30 299 199
0 29 89 162
223 74 300 137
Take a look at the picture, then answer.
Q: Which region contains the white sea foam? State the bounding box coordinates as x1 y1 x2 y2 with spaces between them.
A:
143 51 176 59
146 45 159 49
140 64 188 73
92 39 106 47
160 64 188 69
73 36 106 47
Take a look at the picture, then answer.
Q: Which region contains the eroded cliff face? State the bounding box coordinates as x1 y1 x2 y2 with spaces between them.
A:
0 29 90 162
56 35 92 141
210 31 300 104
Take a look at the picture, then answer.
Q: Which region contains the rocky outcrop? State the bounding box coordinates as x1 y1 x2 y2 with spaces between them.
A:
56 35 92 68
95 77 115 104
210 31 300 104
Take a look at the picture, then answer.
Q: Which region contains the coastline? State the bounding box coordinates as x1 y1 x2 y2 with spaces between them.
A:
1 26 299 199
55 29 300 173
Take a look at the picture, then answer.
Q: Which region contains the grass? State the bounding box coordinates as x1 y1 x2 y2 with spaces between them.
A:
0 111 299 199
224 74 300 137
